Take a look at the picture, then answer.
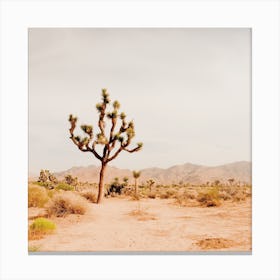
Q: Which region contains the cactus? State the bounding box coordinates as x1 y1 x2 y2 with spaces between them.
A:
68 89 143 203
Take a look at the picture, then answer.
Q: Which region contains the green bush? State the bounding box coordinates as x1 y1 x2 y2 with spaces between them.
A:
29 218 56 240
28 185 49 207
55 183 74 191
35 181 49 188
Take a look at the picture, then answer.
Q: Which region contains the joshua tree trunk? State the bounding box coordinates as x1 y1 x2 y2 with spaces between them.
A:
134 178 138 195
97 163 107 203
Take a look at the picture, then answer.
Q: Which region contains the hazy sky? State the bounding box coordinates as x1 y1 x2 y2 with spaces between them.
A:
29 28 251 174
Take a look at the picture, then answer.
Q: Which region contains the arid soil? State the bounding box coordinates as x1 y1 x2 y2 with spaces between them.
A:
28 198 251 252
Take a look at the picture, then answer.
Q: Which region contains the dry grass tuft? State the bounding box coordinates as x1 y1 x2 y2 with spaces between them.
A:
46 192 88 217
197 187 221 207
130 193 141 201
128 204 157 221
80 191 97 203
28 245 40 252
28 184 49 208
174 191 198 207
195 237 235 250
147 192 156 199
159 190 175 199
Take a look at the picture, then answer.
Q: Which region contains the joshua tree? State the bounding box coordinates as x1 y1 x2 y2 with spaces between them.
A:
38 169 48 183
48 173 58 184
228 178 235 186
38 169 57 183
132 171 141 195
214 180 220 186
65 174 78 186
68 89 143 203
146 178 155 192
123 177 129 187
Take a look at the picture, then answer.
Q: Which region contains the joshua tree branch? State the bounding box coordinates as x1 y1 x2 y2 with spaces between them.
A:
124 146 142 153
69 118 102 161
106 145 124 162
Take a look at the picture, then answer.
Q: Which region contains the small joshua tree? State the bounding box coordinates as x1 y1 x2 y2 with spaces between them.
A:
147 178 155 192
38 169 57 184
38 170 48 183
68 89 143 203
48 173 58 184
65 174 78 186
228 178 235 186
132 170 141 195
123 177 129 187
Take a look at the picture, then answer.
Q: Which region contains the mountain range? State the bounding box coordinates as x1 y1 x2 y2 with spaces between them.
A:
50 161 251 185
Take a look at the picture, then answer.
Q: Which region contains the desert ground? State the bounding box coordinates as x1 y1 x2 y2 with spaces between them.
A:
28 184 251 252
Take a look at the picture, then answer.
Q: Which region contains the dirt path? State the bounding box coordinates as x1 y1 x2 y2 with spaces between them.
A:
29 198 251 252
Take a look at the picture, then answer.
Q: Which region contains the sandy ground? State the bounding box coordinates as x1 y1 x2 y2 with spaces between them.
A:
28 198 251 252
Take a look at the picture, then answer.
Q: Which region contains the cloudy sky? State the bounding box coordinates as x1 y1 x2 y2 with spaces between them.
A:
29 28 251 174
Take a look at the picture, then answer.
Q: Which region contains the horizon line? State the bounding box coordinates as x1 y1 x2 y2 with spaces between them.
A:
28 160 251 176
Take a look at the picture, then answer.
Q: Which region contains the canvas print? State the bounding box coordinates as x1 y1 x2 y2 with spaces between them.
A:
28 28 251 253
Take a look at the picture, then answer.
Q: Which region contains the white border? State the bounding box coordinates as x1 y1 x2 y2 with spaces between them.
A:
0 1 279 280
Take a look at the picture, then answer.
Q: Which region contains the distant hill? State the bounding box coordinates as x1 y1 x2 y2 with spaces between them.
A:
49 161 251 185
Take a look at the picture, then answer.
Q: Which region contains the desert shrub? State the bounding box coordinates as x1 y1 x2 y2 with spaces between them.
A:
159 193 169 199
159 190 175 199
218 190 232 201
174 191 197 206
123 187 134 196
28 218 56 240
197 187 221 207
28 245 40 252
244 185 252 197
46 189 59 199
232 190 247 202
195 237 234 250
148 192 156 199
55 183 74 191
130 193 141 201
127 203 157 221
106 178 125 196
28 185 49 207
218 185 251 202
80 191 97 203
35 181 49 187
47 192 88 217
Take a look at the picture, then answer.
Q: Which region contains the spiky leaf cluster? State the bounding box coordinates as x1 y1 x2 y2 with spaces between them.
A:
132 170 141 179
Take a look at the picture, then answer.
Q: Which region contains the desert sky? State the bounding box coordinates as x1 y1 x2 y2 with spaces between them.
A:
29 28 251 174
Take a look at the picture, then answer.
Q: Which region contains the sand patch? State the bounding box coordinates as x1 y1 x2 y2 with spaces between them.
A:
127 209 157 221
